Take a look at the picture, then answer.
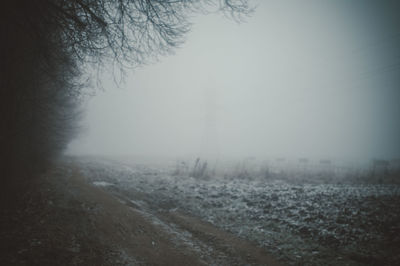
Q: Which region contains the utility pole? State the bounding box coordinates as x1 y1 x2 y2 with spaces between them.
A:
201 86 219 163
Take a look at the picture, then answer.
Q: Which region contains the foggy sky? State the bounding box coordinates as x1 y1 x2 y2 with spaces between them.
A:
67 0 400 161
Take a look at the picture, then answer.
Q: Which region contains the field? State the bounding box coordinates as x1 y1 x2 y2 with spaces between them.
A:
77 157 400 265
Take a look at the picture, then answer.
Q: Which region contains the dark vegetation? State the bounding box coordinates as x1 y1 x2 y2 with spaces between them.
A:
0 0 251 184
0 3 251 263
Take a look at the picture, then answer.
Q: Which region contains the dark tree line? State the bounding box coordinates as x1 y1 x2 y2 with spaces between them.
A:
0 1 251 183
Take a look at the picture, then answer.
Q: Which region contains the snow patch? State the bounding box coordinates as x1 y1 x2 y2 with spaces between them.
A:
92 181 114 187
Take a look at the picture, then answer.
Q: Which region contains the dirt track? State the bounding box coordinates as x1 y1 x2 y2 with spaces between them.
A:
0 163 282 265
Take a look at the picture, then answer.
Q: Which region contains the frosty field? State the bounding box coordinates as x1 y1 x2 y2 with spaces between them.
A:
77 157 400 265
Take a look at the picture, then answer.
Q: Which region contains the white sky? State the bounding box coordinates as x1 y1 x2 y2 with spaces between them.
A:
67 0 400 161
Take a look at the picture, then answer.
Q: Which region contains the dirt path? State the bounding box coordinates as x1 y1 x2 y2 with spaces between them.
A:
1 163 282 265
162 211 282 265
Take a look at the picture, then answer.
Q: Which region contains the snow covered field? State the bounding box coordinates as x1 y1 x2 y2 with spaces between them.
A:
76 157 400 265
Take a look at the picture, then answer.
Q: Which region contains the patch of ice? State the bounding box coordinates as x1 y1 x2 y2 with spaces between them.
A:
92 181 113 187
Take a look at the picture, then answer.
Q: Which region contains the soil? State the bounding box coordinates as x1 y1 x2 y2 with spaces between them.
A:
0 162 282 265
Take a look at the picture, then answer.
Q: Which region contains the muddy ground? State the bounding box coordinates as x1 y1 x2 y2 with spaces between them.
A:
2 156 400 265
0 160 281 265
75 157 400 265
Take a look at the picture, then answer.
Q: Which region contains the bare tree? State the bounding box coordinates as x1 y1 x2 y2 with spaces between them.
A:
17 0 252 75
0 0 252 181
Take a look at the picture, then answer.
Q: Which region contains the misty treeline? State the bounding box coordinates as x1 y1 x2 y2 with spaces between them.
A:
0 0 251 182
172 157 400 184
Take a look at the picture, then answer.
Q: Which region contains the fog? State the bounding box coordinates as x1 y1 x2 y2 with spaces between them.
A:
67 0 400 162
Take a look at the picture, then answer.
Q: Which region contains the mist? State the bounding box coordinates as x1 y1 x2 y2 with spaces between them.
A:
4 1 400 264
67 0 400 163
